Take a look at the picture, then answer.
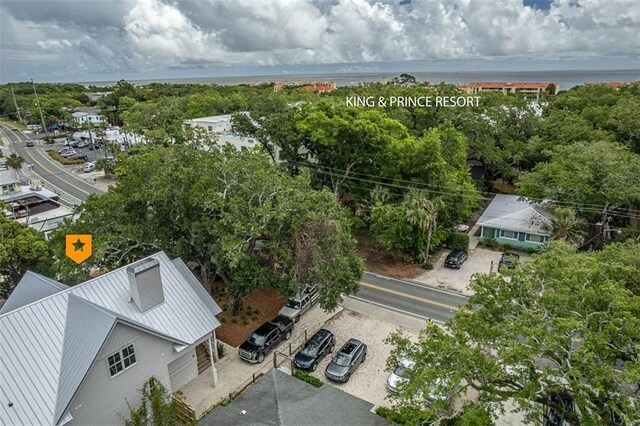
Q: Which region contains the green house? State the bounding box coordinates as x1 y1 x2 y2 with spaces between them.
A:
478 195 553 250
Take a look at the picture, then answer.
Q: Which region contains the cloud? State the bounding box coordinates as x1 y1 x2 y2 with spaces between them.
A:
1 0 638 81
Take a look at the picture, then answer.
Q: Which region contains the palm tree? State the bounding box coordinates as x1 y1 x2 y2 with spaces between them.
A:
5 153 25 171
545 208 585 244
404 189 441 263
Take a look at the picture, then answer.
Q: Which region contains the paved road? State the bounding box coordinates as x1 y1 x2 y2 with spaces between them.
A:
0 123 104 204
354 271 469 324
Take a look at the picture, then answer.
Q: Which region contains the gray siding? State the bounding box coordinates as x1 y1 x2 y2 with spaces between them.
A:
66 323 187 425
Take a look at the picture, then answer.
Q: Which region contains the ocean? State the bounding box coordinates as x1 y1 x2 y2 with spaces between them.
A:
85 68 639 91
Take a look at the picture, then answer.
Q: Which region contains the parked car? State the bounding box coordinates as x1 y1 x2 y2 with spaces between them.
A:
77 140 90 148
294 329 335 372
68 153 88 161
278 285 319 323
11 126 18 131
25 140 34 147
238 315 294 363
498 251 520 270
387 358 415 393
64 139 79 148
325 338 367 383
83 161 96 173
60 150 78 158
57 147 71 155
444 249 468 269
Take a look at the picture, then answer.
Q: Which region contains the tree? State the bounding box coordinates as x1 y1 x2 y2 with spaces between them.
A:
386 241 640 425
49 143 362 314
544 208 585 244
0 215 50 298
404 189 441 263
517 140 640 218
5 153 25 171
124 377 176 426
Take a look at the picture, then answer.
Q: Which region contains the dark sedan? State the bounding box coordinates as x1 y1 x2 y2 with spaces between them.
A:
294 329 335 372
498 251 520 270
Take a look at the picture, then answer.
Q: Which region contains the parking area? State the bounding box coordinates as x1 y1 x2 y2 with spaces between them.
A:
414 247 530 295
305 308 419 408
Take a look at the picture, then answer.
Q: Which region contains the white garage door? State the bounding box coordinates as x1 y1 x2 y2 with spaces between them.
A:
168 349 198 391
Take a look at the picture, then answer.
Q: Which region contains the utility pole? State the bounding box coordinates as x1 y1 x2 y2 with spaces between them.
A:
32 79 48 138
10 84 23 124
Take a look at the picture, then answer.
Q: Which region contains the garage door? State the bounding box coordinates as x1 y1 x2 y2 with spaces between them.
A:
168 349 198 391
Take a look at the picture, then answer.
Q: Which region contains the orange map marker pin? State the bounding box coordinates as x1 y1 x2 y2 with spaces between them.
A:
65 234 93 264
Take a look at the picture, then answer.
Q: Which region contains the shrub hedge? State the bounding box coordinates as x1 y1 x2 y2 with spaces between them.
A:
293 370 324 388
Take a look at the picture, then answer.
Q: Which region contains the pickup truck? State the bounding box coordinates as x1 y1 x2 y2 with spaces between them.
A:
238 315 294 363
278 285 319 323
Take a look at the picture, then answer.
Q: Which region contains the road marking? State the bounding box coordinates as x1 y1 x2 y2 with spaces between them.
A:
26 148 93 197
348 295 446 325
364 272 469 300
359 281 460 311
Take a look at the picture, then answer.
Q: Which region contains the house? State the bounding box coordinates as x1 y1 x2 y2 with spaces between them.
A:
0 167 20 195
199 368 387 426
0 252 222 425
71 110 105 126
477 194 553 249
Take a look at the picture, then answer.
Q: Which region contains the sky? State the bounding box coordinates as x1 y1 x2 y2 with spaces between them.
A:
1 0 639 83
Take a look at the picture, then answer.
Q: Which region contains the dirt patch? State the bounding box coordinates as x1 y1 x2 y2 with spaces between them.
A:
356 231 424 279
213 284 288 347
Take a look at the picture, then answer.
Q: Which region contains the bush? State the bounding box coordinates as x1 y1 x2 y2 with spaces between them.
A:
502 243 513 251
421 262 434 270
47 150 84 165
293 370 324 388
217 342 226 359
448 232 470 251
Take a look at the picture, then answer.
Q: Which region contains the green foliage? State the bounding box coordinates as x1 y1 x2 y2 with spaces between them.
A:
447 232 469 251
124 377 176 426
217 342 226 359
48 143 362 313
293 370 325 388
0 215 51 298
517 140 640 214
386 241 640 425
46 150 85 165
5 153 25 170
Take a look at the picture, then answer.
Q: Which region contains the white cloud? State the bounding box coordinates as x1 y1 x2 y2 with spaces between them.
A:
1 0 639 80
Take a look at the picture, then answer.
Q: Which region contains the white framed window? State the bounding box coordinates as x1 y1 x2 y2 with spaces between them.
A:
525 233 546 243
499 229 518 240
108 344 136 377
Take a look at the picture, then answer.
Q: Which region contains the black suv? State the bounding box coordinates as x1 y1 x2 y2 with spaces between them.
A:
444 249 468 269
325 338 367 383
498 251 520 270
294 329 335 372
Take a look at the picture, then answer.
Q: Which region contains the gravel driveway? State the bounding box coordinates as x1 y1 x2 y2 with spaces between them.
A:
306 308 418 409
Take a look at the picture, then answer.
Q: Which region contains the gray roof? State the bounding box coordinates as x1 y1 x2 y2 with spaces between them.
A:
477 194 553 236
0 271 69 314
0 252 221 426
200 368 388 426
0 168 19 186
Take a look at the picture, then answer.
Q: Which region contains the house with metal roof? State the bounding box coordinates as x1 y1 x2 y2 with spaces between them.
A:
0 252 222 426
477 194 554 250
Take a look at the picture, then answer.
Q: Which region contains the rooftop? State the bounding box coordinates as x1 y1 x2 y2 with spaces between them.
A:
477 194 553 236
199 368 387 426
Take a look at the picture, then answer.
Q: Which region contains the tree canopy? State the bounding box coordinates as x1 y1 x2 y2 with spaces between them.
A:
49 142 362 313
386 241 640 425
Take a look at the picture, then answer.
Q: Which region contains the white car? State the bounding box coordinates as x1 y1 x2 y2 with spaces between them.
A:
83 162 96 173
278 285 319 323
387 358 414 393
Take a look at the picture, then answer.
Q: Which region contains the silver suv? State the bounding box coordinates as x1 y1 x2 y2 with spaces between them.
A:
278 285 319 323
324 338 367 383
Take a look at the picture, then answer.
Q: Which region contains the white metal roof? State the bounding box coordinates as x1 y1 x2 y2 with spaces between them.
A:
0 252 221 425
0 168 19 186
477 194 553 236
0 271 68 315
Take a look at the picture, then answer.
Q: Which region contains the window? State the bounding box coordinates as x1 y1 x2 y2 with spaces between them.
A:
207 125 213 131
526 233 546 243
108 344 136 377
499 229 518 240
